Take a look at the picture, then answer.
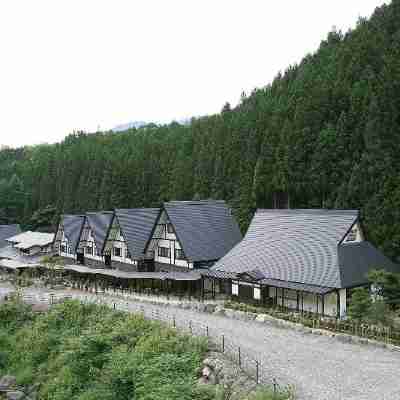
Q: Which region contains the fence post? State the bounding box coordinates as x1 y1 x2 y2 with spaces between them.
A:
189 320 193 335
206 326 209 337
222 335 225 353
273 378 277 394
173 316 176 328
238 347 241 367
113 303 116 310
256 360 259 384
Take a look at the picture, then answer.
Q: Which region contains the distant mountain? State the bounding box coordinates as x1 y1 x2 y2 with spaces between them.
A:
112 118 192 132
112 121 148 132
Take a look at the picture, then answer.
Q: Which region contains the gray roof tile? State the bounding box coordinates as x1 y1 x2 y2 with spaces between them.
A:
213 209 360 289
164 200 242 262
62 215 85 252
115 208 160 259
338 241 400 287
86 211 114 252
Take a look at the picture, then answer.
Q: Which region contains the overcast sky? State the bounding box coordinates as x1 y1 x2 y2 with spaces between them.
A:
0 0 389 148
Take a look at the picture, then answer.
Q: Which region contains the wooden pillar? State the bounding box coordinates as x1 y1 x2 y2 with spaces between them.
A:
282 288 284 308
296 291 299 311
316 294 319 315
322 295 325 316
301 292 304 312
336 290 340 319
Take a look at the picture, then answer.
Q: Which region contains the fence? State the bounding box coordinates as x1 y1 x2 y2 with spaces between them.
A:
225 301 400 347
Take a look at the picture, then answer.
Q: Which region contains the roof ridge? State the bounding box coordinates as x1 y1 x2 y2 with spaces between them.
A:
256 209 359 214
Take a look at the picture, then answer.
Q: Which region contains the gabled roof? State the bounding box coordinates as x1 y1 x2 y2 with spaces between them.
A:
0 224 20 249
163 200 242 262
212 209 361 289
85 211 114 252
62 214 86 252
6 231 54 250
338 241 399 287
114 208 160 260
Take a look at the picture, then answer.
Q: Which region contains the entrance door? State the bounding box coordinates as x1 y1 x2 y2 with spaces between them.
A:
77 252 85 265
104 254 111 267
238 284 253 302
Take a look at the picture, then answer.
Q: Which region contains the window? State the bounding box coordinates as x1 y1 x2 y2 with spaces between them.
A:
232 282 239 296
86 246 93 256
167 223 174 234
253 287 261 300
113 247 122 257
158 246 170 258
346 229 357 242
125 248 131 259
175 248 185 260
68 246 72 254
61 245 66 253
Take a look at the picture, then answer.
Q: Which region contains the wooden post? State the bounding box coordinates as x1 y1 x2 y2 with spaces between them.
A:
238 347 241 367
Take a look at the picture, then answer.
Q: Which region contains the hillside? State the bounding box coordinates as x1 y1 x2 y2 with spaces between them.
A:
0 0 399 259
0 299 209 400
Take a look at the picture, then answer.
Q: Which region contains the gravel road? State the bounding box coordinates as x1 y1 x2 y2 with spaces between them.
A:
1 283 400 400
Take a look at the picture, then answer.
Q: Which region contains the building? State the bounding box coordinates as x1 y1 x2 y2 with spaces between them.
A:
144 200 242 272
54 214 86 260
0 224 21 249
211 209 399 317
6 231 55 256
75 211 114 267
103 208 160 271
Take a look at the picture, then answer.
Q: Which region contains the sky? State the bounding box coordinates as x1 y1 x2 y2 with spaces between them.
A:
0 0 390 148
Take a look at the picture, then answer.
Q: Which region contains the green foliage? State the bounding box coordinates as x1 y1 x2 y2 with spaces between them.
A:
368 269 400 307
367 300 394 327
0 300 209 400
347 288 372 321
2 1 400 251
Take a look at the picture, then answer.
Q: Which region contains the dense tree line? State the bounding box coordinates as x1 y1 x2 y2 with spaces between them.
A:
0 0 400 259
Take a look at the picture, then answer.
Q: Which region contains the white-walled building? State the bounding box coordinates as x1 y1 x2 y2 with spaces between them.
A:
145 200 242 272
75 211 114 266
54 214 86 260
103 208 160 271
212 209 399 318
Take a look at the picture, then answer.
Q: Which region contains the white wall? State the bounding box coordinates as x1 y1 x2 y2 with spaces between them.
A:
152 214 191 269
267 287 338 317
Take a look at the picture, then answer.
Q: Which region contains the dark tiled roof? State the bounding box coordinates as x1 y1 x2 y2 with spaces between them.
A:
259 278 334 295
338 241 400 287
164 200 242 262
86 211 114 252
213 209 360 289
0 224 21 249
200 269 237 280
238 269 265 281
115 208 160 260
62 215 85 252
62 264 201 281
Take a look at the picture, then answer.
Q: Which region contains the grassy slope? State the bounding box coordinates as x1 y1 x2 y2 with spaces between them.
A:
0 299 209 400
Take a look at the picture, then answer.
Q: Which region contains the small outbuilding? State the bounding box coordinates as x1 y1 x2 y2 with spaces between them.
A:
6 231 54 256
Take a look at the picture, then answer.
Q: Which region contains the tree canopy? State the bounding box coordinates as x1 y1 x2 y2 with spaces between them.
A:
1 0 400 259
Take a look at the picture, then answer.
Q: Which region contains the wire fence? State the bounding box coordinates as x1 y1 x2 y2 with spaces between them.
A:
13 290 285 391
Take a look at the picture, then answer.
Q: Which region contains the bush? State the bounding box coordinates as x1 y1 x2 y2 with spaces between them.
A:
347 288 372 321
0 299 209 400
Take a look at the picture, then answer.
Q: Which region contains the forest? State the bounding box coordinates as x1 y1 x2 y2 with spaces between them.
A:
0 0 399 260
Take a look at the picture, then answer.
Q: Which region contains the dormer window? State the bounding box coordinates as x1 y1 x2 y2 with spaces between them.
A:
167 223 174 234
